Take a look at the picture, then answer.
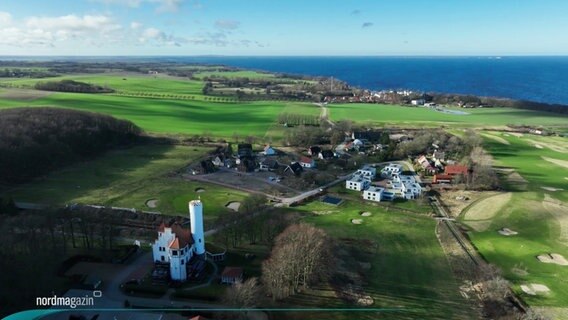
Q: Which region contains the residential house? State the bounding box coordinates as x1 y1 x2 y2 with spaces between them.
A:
432 150 445 162
363 186 384 202
444 165 469 176
318 150 335 160
283 162 303 176
259 159 279 171
355 165 377 180
381 163 403 178
352 130 382 142
411 99 425 106
263 145 277 156
220 267 244 284
346 175 371 191
212 155 224 167
299 156 316 168
308 146 322 157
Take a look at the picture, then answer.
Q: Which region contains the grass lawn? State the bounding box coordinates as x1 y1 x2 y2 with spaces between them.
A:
289 200 473 319
0 144 248 225
328 103 568 128
461 132 568 308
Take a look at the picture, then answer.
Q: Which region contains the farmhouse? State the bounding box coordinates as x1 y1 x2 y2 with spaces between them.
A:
352 130 382 142
221 267 244 284
152 200 205 282
363 186 384 202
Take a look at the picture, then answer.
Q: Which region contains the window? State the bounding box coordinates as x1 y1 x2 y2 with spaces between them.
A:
161 256 165 261
181 260 184 265
199 239 202 243
172 250 178 256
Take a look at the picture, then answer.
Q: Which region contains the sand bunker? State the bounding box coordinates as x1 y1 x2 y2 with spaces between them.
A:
482 133 510 145
521 284 550 296
531 141 568 153
498 228 518 236
360 212 372 217
508 132 524 137
534 144 544 149
145 199 159 208
542 157 568 170
537 253 568 266
351 219 363 225
541 186 564 192
225 201 241 212
507 171 528 190
195 187 205 193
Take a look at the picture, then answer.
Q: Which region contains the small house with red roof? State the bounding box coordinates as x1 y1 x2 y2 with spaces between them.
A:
299 156 316 168
221 267 244 284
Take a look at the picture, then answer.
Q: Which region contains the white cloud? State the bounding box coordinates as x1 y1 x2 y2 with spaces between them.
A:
130 21 143 29
0 11 12 27
214 19 240 30
0 10 263 52
92 0 185 12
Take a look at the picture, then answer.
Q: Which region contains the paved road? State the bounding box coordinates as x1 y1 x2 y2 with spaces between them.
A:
184 171 354 206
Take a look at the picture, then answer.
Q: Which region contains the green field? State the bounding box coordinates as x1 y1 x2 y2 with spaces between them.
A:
193 70 275 79
290 200 474 319
460 132 568 308
0 144 248 225
328 103 568 128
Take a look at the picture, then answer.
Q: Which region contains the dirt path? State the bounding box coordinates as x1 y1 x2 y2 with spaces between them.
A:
315 102 335 127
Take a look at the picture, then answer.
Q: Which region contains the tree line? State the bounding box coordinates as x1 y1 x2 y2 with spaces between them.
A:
35 80 114 93
277 113 321 126
0 107 142 185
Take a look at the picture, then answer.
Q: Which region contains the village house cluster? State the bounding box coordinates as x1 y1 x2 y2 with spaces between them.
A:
415 150 470 184
346 163 422 202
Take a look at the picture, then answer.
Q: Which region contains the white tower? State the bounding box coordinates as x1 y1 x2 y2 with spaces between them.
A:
189 200 205 255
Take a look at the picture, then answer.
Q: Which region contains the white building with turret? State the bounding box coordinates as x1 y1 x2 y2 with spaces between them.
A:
151 200 206 282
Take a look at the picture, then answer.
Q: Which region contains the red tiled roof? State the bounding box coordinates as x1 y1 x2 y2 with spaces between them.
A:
157 222 193 248
169 238 180 249
221 267 243 278
433 174 453 183
300 156 313 163
445 165 468 175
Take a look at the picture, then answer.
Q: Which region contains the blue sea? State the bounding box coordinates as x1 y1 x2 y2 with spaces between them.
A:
170 56 568 106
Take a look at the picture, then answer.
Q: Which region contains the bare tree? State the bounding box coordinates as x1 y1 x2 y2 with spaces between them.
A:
262 223 333 300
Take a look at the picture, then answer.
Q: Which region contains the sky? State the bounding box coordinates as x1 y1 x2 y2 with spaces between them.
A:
0 0 567 56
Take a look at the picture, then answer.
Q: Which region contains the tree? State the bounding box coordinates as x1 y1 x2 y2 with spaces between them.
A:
262 224 333 301
222 277 261 308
